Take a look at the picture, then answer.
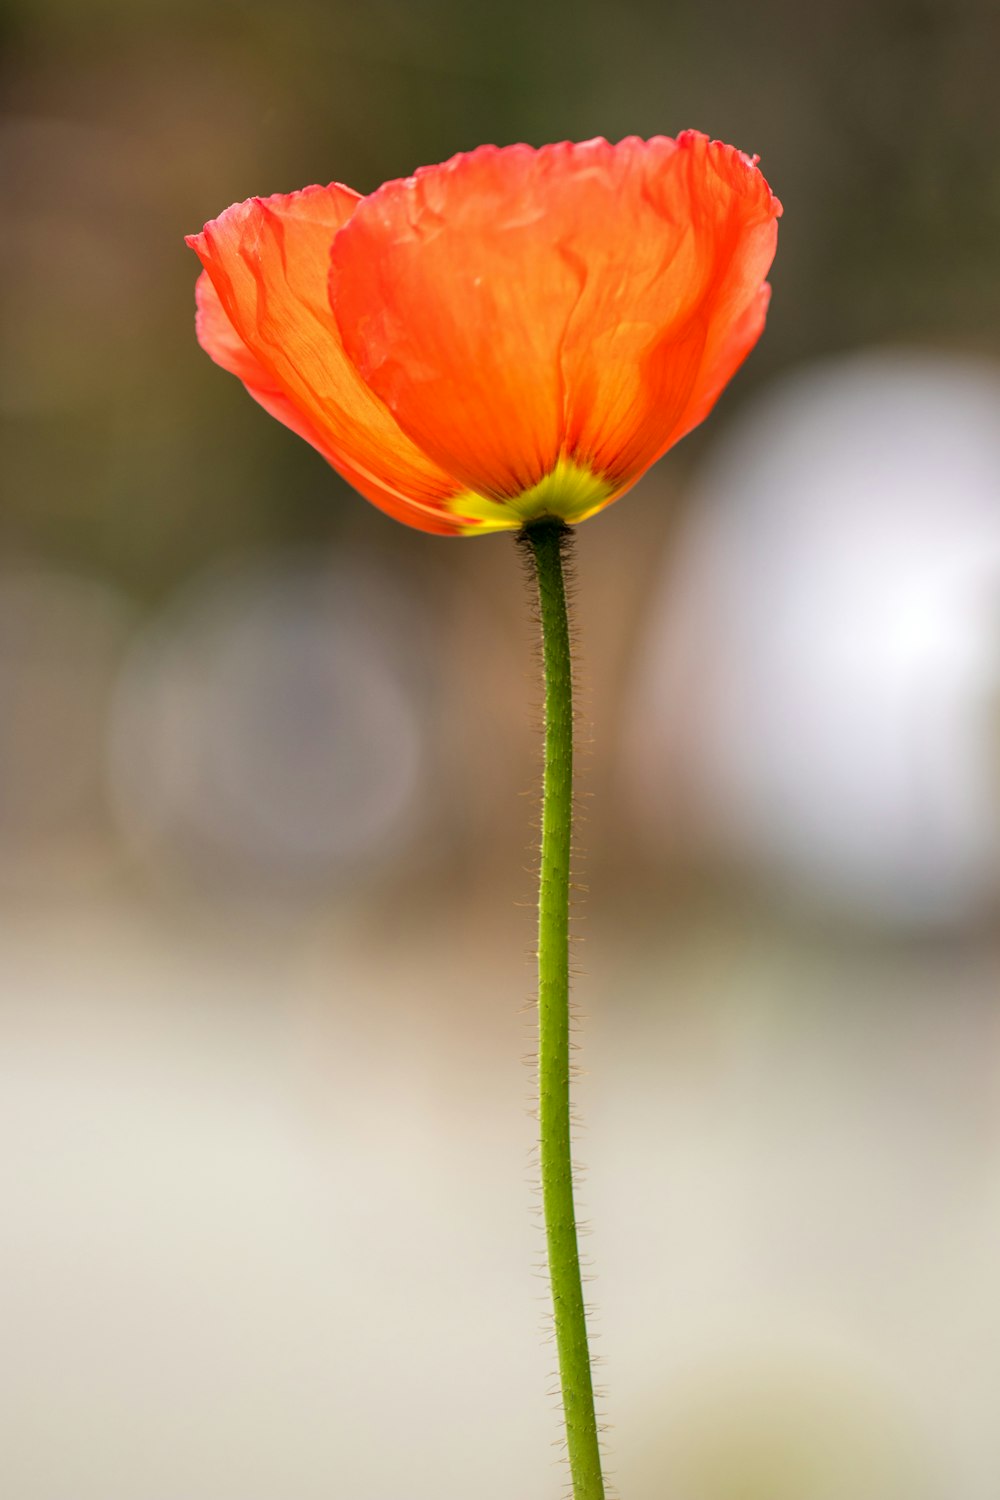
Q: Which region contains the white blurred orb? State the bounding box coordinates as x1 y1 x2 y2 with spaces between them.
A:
628 349 1000 927
109 552 433 893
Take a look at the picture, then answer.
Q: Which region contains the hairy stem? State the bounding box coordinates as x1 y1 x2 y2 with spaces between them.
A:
523 519 606 1500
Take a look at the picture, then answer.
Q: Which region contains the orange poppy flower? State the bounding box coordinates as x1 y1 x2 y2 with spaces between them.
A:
187 132 780 536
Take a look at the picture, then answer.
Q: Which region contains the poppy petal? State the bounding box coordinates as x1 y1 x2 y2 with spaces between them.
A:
192 270 463 534
328 143 594 500
187 185 467 533
671 282 773 447
559 133 781 488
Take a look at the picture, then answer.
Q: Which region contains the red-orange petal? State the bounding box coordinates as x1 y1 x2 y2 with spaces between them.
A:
328 134 780 503
192 270 461 534
186 184 467 534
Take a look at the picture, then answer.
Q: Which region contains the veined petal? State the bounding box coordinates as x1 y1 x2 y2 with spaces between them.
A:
328 135 780 507
328 144 593 499
670 282 773 448
635 135 781 461
558 133 780 486
186 184 468 533
192 271 463 534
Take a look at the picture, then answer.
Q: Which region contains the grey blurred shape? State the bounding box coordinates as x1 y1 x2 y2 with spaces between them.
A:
108 550 432 893
0 564 134 887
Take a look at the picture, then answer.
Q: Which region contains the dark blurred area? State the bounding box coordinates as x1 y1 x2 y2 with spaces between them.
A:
2 1 1000 1496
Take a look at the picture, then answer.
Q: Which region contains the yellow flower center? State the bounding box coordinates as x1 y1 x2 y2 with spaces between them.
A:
451 457 614 534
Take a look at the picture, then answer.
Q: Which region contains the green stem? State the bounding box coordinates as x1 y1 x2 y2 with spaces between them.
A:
523 519 606 1500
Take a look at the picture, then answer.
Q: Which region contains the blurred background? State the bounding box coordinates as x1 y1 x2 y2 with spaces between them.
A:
3 0 1000 1495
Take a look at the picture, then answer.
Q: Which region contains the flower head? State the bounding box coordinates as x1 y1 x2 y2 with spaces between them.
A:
187 133 780 536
